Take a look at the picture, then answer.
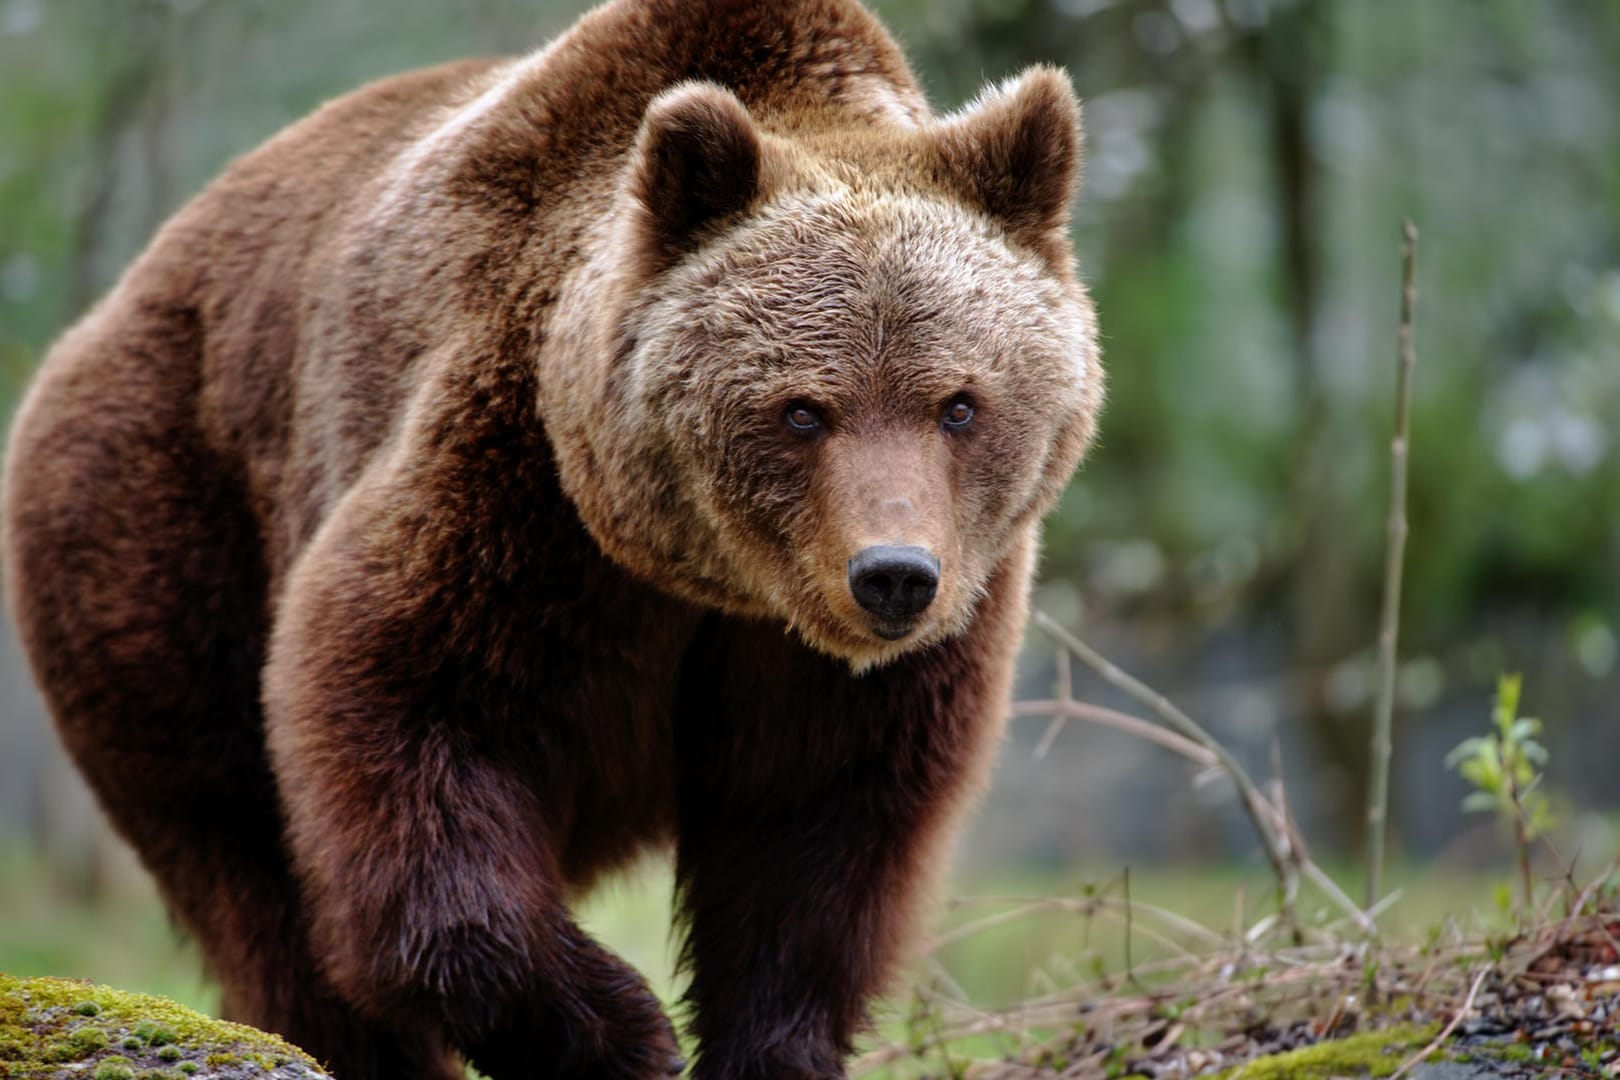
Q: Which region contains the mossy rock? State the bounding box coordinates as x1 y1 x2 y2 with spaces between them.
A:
0 975 331 1079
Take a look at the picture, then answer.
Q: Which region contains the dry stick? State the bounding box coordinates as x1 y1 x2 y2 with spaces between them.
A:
1366 219 1420 911
1569 849 1620 921
1267 742 1302 922
936 895 1224 952
1257 762 1378 936
1388 964 1489 1080
1030 615 1380 934
1032 644 1074 757
1028 609 1299 921
1013 699 1219 767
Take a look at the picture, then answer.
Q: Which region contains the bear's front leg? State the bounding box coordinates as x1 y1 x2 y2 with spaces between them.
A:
675 607 1020 1079
265 491 681 1080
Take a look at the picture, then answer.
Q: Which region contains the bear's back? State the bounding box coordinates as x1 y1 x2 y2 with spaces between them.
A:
30 57 508 582
46 0 938 583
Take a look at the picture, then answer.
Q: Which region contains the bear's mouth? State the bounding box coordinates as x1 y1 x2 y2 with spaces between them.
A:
870 618 918 642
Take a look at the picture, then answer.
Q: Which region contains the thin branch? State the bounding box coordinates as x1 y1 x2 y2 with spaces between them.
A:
1011 699 1219 767
1569 849 1620 919
1389 965 1488 1080
1033 646 1074 757
1301 861 1378 936
1366 219 1419 911
943 893 1225 951
1267 741 1302 929
1029 610 1297 917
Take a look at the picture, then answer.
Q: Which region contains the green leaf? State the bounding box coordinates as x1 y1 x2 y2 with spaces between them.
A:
1444 736 1492 767
1507 718 1542 743
1493 673 1522 731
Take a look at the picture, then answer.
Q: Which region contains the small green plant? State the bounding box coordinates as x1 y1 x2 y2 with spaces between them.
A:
92 1057 135 1080
134 1021 177 1047
1445 674 1555 912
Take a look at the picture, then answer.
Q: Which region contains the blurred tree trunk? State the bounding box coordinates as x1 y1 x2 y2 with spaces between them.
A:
66 0 184 320
1247 0 1373 846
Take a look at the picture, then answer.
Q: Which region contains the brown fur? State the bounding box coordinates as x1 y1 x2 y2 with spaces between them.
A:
2 1 1102 1077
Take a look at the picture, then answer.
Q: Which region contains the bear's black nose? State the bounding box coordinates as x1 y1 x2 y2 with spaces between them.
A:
848 545 940 622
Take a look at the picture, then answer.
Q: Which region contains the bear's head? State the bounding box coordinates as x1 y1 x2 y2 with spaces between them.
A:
545 68 1102 670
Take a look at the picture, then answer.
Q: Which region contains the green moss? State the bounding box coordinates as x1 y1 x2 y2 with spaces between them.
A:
1211 1023 1440 1079
0 975 331 1078
1490 1041 1538 1064
135 1021 177 1047
94 1055 135 1080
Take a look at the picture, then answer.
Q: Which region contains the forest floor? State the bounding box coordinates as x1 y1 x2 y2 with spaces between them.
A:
1 844 1614 1078
858 877 1619 1078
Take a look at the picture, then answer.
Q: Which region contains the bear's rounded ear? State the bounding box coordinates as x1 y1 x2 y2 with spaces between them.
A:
932 66 1083 270
629 82 764 269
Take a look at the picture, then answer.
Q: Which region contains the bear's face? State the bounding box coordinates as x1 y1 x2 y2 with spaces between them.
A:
545 71 1101 670
625 192 1095 665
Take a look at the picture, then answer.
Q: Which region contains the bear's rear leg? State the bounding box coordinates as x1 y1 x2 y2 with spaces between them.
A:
2 318 461 1079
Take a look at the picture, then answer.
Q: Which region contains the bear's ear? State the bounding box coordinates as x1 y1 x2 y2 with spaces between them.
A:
629 82 764 270
932 66 1083 269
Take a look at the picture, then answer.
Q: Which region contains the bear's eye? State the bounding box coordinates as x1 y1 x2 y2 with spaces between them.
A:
784 402 823 434
942 397 975 431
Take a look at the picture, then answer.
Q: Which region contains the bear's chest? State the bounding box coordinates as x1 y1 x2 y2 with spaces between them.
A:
502 522 707 885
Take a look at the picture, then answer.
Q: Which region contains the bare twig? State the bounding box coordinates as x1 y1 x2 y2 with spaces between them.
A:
938 894 1224 952
1012 700 1218 767
1366 219 1419 911
1029 610 1298 920
1388 964 1488 1080
1301 861 1379 936
1028 611 1381 936
1267 742 1303 934
1570 849 1620 919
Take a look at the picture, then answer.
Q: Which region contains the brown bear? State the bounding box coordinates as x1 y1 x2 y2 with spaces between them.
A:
2 1 1102 1077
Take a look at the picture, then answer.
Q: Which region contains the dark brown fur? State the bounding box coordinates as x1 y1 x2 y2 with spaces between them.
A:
2 1 1102 1077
